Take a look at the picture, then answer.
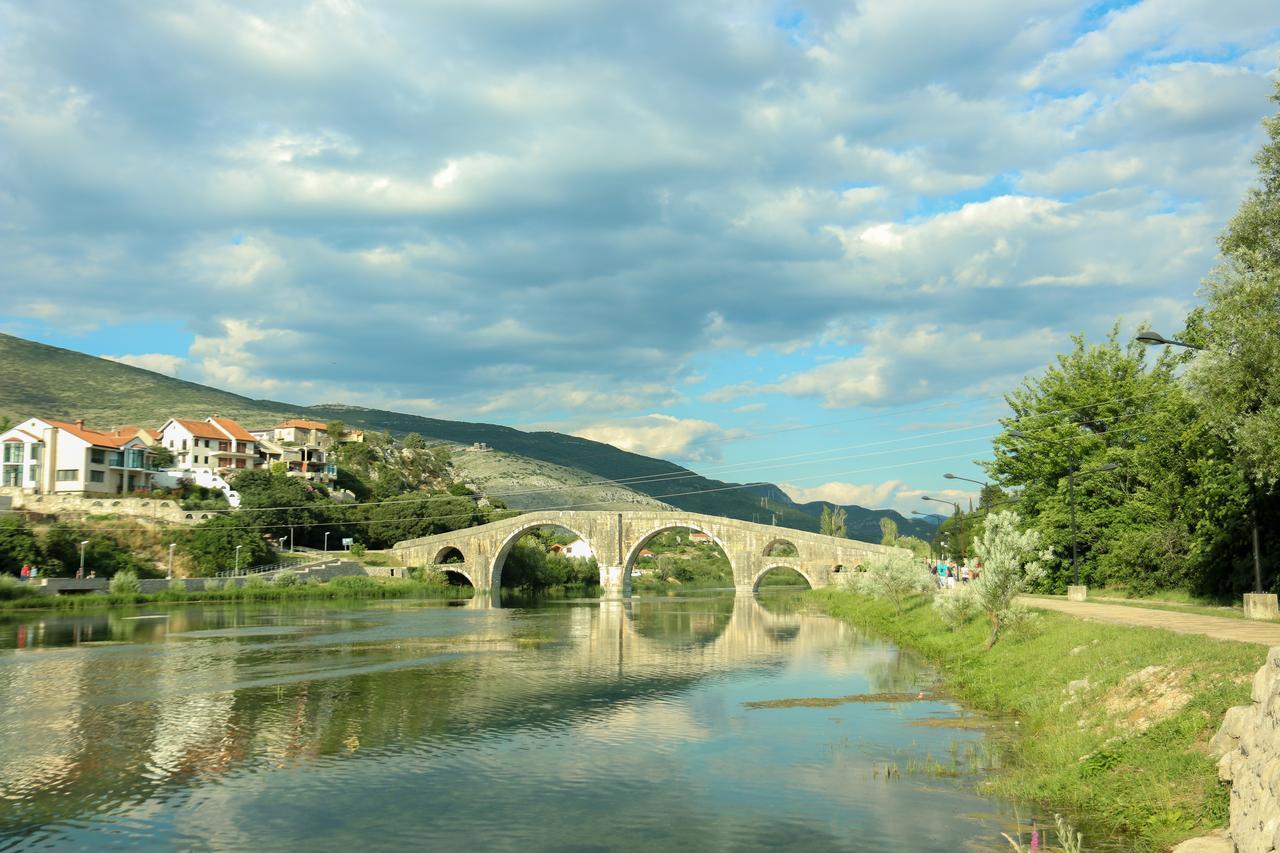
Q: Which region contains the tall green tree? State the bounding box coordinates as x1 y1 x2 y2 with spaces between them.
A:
183 516 274 576
0 516 40 574
1183 81 1280 593
819 504 846 538
985 327 1241 593
878 516 898 546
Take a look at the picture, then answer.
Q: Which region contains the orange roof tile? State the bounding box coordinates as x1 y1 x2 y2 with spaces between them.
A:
276 419 329 430
46 419 130 449
171 418 228 440
209 416 255 442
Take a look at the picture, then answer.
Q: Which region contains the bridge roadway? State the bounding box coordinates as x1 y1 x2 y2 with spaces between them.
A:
393 509 906 604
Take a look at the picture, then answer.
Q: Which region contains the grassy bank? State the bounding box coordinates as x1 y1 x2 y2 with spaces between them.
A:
0 576 474 613
810 587 1267 852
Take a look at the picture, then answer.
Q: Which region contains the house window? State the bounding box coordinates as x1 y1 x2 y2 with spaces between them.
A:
89 470 105 483
181 439 188 450
29 464 39 482
2 444 21 464
29 445 41 461
109 452 123 467
56 469 78 482
219 441 230 452
90 449 106 464
2 467 19 487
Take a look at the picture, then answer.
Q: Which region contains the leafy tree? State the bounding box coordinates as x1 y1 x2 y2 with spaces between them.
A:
182 516 274 576
361 493 482 549
879 516 898 546
150 445 175 469
895 535 932 558
403 432 427 450
326 420 346 442
985 327 1207 591
39 522 150 578
819 505 846 538
0 516 40 574
230 469 329 547
971 511 1047 648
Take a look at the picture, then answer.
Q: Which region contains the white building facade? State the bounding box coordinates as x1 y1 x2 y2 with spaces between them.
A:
0 418 155 495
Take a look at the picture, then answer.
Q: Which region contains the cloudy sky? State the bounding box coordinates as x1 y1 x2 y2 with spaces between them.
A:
1 0 1277 512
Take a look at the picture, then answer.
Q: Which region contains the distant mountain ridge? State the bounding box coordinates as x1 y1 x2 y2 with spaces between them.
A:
0 333 935 541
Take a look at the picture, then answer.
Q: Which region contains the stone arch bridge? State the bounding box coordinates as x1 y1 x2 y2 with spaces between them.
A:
393 510 906 603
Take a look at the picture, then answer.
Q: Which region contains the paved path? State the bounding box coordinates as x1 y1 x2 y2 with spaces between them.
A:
1017 595 1280 646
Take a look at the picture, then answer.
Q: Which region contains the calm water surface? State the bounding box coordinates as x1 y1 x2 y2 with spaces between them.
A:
1 592 1030 850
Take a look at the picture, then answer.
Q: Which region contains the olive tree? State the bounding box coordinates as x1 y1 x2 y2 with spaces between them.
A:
971 510 1047 648
846 552 934 614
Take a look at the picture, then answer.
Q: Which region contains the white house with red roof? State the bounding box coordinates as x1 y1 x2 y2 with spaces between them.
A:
158 415 260 474
0 417 156 495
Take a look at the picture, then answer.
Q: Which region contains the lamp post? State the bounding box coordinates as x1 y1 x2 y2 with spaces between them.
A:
1137 331 1264 599
921 496 964 564
324 531 330 552
79 540 89 579
234 544 243 575
1008 429 1117 589
289 526 295 551
167 542 176 579
1135 330 1204 350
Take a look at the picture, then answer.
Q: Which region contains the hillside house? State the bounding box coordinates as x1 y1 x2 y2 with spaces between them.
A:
158 416 259 474
0 417 157 495
549 539 594 559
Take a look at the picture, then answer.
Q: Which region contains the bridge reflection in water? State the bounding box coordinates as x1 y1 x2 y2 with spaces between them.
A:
0 592 958 849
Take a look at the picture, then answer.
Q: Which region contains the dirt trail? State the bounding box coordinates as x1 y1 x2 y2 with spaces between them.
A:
1018 595 1280 646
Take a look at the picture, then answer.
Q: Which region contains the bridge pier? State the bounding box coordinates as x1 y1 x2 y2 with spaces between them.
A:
599 564 631 598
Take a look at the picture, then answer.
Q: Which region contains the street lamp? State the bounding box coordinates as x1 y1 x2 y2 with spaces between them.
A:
1007 429 1118 587
234 544 243 575
289 526 295 551
1135 330 1204 351
921 496 964 563
324 531 330 552
79 540 89 579
944 473 989 488
167 542 176 579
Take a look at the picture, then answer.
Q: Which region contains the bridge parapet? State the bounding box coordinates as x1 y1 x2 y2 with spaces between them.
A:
392 510 911 598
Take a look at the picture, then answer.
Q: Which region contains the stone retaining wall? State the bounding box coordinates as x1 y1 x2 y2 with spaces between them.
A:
0 488 215 525
1209 646 1280 852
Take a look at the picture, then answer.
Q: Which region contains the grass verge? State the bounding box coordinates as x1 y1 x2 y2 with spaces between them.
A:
809 587 1267 852
0 576 474 612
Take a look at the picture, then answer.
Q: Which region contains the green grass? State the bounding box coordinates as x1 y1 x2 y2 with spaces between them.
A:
0 576 472 612
809 587 1266 852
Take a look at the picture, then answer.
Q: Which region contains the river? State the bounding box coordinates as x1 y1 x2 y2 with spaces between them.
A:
0 591 1034 850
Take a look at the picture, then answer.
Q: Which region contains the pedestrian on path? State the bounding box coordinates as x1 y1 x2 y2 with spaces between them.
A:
20 563 30 581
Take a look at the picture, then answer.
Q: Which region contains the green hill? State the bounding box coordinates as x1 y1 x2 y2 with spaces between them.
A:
0 333 934 541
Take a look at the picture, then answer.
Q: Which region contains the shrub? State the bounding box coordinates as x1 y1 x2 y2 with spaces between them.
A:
0 575 38 601
349 543 366 558
971 511 1050 648
933 585 981 631
243 574 267 590
844 553 935 614
204 578 224 592
109 570 141 595
330 575 378 594
169 577 187 593
273 569 298 588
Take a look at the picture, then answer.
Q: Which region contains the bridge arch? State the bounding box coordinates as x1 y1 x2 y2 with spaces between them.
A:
751 563 817 592
433 545 466 565
622 521 737 582
490 521 598 589
762 537 799 558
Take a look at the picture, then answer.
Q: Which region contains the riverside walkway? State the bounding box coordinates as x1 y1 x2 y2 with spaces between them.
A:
1018 595 1280 646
